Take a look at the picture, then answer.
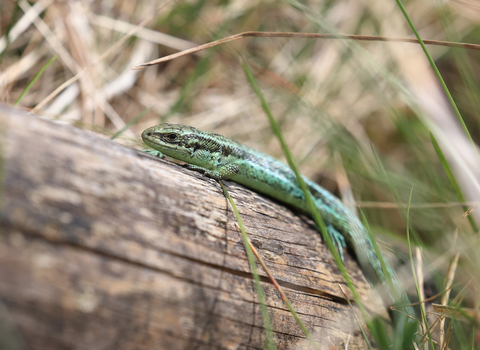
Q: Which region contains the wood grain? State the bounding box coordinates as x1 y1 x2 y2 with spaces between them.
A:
0 105 385 350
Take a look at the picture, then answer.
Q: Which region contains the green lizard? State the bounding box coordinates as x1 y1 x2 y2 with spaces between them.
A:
141 123 414 320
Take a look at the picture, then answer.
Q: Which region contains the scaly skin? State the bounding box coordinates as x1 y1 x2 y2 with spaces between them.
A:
142 123 413 319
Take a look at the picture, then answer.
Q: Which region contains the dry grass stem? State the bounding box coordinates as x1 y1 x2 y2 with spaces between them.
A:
133 31 480 69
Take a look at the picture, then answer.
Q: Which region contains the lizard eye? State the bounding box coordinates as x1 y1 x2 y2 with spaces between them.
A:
165 133 178 142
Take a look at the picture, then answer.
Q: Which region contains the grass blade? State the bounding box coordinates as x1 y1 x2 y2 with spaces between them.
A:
14 55 58 106
111 107 151 140
232 200 322 350
430 133 478 232
219 182 277 350
394 0 478 160
406 186 435 349
242 60 372 338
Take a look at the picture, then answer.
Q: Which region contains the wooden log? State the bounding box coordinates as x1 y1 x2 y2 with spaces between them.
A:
0 104 385 350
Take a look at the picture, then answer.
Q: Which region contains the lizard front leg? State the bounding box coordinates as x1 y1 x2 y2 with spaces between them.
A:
184 163 240 181
143 149 165 158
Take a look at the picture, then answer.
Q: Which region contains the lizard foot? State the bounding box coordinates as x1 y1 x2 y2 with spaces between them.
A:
327 224 346 261
143 149 165 158
184 164 223 180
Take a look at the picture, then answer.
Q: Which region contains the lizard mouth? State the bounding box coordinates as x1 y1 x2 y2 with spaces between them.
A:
142 137 175 151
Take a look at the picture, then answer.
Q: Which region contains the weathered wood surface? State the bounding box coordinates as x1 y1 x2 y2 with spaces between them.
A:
0 105 384 350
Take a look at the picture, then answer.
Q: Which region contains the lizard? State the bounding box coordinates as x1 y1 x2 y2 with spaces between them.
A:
141 123 414 320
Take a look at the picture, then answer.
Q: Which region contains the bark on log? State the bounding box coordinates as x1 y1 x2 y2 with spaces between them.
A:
0 105 385 350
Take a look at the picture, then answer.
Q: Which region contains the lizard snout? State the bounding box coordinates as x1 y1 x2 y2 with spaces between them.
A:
141 129 154 140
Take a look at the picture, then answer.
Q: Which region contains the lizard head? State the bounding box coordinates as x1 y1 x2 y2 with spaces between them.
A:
142 123 200 161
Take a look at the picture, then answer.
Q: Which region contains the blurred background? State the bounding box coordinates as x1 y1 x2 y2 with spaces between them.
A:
2 0 480 345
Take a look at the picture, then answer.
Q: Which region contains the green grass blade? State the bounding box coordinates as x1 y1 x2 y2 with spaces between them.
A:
430 133 478 232
360 210 417 349
406 186 435 349
219 182 277 350
435 0 480 131
242 211 322 349
360 211 394 292
14 55 58 107
394 0 478 160
111 107 151 140
282 300 322 350
244 215 323 350
360 211 400 302
339 285 374 350
242 60 372 338
371 317 390 350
